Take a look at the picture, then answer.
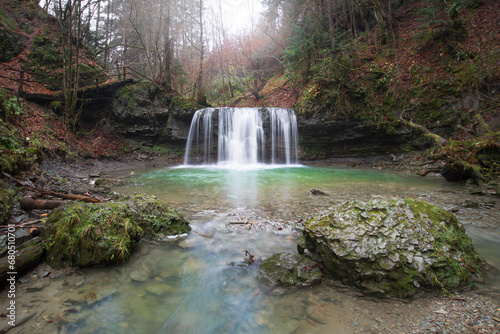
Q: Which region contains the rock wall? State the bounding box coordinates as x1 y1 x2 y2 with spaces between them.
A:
298 115 427 160
110 83 197 146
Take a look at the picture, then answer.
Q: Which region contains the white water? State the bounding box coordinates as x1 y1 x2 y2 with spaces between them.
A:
184 107 299 168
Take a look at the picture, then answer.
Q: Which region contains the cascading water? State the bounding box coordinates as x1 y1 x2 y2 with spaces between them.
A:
183 107 299 167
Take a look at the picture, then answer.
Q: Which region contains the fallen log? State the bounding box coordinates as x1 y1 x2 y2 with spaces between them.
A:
20 197 66 210
3 172 104 203
23 187 103 203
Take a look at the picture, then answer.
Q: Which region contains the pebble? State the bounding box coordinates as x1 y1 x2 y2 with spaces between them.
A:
377 294 500 333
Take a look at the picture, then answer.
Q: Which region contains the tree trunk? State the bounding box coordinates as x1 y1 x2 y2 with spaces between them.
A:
326 0 336 49
95 0 101 49
371 0 388 45
195 0 205 102
20 197 66 210
163 0 172 89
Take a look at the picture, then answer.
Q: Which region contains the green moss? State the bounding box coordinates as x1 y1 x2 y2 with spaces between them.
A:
44 201 143 268
260 252 323 287
0 27 24 62
0 8 16 30
405 198 484 292
0 102 37 174
302 198 484 298
126 194 191 238
43 194 190 268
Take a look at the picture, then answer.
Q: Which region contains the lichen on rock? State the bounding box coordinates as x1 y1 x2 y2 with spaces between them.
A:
299 198 484 298
43 194 190 268
124 194 191 239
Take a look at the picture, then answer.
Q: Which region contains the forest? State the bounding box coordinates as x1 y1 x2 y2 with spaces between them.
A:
0 0 499 182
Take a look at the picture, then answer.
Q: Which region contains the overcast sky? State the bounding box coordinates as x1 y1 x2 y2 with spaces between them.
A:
38 0 265 36
215 0 264 34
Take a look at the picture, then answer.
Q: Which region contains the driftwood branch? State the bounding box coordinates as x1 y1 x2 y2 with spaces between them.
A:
23 187 103 203
20 197 66 210
2 172 103 204
398 103 448 147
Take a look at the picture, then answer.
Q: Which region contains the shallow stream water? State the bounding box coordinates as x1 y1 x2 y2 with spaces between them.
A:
7 165 500 333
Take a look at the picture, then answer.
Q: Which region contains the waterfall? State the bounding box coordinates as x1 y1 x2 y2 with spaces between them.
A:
184 107 299 167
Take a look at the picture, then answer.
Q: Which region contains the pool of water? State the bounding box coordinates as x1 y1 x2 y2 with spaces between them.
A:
113 165 467 222
15 165 500 333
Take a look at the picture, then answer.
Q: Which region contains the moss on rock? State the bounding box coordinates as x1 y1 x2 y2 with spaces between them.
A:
259 252 323 287
125 194 191 239
44 194 190 268
301 198 485 298
44 201 142 268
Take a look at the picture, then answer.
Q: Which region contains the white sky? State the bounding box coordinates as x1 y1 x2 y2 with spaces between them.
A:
208 0 264 34
38 0 264 35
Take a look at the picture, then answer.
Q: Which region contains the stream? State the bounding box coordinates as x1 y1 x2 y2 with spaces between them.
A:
5 165 500 333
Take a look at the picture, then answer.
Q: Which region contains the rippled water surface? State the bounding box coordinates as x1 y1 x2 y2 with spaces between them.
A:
23 166 500 333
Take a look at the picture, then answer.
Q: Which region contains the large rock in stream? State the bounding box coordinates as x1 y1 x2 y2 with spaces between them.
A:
298 198 484 298
43 194 190 268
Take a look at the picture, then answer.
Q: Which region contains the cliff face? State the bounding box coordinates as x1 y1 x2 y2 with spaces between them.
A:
110 83 198 146
296 88 493 161
297 117 425 160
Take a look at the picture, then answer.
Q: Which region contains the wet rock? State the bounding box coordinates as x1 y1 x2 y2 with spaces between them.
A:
63 292 87 305
110 83 197 146
25 280 50 292
310 189 330 196
259 252 323 287
305 304 329 324
84 287 118 305
94 178 115 188
0 310 36 332
129 269 149 282
300 198 485 298
145 282 174 296
14 228 32 245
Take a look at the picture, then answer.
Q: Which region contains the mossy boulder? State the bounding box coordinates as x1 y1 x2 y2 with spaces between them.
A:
299 198 484 298
124 194 191 239
44 195 190 268
259 252 323 287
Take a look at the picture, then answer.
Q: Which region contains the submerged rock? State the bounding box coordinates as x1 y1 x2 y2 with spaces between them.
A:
44 194 190 268
310 188 329 196
259 252 323 287
299 198 484 298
